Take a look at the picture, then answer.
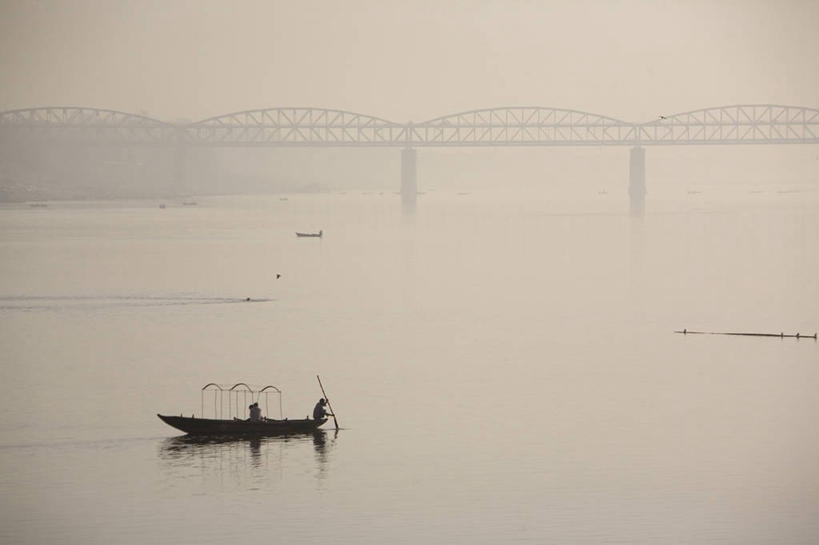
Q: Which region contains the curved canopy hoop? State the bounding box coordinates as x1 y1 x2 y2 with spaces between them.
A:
259 385 283 420
229 382 253 392
201 383 226 420
228 383 255 420
201 383 224 391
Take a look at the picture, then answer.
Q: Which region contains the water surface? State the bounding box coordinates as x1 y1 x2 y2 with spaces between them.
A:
1 186 817 544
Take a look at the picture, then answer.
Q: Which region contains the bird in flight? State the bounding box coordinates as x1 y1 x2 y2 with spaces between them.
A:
275 274 282 279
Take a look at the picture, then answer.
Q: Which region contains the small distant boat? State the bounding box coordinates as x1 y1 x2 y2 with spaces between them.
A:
296 230 323 238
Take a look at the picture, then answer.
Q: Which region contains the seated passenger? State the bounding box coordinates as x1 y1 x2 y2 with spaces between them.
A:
249 402 262 421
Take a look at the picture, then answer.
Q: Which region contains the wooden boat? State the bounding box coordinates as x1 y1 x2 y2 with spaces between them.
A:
157 414 327 436
296 230 322 238
158 381 331 436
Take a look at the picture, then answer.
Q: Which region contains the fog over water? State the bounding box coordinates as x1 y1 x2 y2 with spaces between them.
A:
1 1 818 544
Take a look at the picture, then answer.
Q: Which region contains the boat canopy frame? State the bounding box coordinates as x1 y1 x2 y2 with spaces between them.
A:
201 382 283 420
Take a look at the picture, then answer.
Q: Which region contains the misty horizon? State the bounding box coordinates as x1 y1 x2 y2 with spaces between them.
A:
2 1 818 122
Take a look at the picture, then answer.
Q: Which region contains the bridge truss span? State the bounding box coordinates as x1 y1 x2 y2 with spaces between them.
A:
186 108 405 146
3 104 817 147
0 106 177 145
411 107 635 146
638 105 819 145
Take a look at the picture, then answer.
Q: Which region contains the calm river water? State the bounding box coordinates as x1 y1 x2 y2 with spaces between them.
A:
1 184 817 544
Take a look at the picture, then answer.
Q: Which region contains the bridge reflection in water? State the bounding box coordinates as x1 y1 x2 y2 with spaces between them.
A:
2 104 817 215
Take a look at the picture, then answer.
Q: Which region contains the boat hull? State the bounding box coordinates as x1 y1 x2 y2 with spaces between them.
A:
158 414 327 436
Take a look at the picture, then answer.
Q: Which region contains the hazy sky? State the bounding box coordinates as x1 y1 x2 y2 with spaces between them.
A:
1 0 818 123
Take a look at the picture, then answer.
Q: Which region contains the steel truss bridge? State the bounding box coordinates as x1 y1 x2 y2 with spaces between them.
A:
2 104 817 146
2 104 817 213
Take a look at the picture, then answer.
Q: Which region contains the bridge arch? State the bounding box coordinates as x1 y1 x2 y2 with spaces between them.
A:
187 107 404 146
637 104 819 144
0 106 177 145
193 107 400 127
412 106 635 145
0 106 171 127
421 106 628 126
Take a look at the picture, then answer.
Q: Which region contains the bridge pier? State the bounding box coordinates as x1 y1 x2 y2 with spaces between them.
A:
173 144 187 195
401 147 417 210
628 146 646 216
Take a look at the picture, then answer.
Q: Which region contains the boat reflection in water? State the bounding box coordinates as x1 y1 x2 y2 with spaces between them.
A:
158 430 338 481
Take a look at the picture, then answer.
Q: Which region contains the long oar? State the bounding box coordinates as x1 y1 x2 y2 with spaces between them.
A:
316 375 339 430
